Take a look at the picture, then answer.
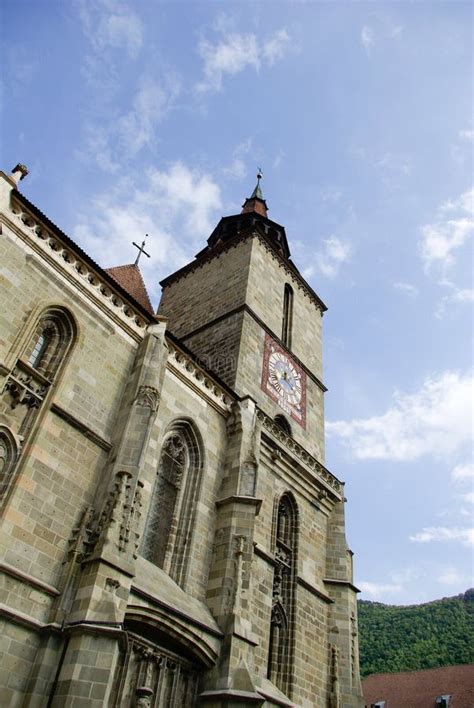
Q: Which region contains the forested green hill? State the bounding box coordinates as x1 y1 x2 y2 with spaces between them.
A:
358 588 474 677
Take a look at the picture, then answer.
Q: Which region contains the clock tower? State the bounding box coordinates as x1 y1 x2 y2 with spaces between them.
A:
157 176 362 706
159 174 327 461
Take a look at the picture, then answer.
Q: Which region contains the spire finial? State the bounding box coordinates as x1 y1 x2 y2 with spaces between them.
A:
250 168 264 200
133 235 151 266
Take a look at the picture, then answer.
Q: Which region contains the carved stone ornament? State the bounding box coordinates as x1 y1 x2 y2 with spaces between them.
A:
134 687 153 708
135 385 160 412
4 366 49 409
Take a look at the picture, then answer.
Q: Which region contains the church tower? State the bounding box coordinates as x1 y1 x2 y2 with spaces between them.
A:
158 175 363 706
159 173 327 461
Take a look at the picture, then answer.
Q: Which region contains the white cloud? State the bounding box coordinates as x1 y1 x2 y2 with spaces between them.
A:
452 462 474 481
443 287 474 304
460 492 474 503
77 0 143 58
304 236 351 280
409 526 474 547
222 138 252 180
81 76 180 172
319 237 352 277
73 162 222 301
117 77 180 155
436 284 474 318
352 147 412 182
358 581 402 598
420 188 474 272
196 28 290 92
438 567 465 585
327 370 474 461
262 29 290 65
376 152 412 175
459 129 474 142
319 187 342 204
361 26 375 55
273 149 285 170
393 281 419 297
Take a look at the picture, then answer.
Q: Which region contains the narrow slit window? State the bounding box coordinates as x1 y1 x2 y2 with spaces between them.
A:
282 284 293 349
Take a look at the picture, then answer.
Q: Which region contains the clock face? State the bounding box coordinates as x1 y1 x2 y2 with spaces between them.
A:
261 334 306 428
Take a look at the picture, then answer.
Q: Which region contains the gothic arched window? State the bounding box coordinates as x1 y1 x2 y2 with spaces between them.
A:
0 427 18 496
141 421 203 588
267 492 298 696
25 308 76 380
282 284 293 349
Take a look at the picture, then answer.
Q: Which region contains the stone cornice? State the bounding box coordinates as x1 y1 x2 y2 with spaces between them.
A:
215 495 263 513
297 576 334 604
0 603 61 632
166 338 234 415
257 409 343 497
323 578 361 594
0 562 60 597
4 192 156 339
130 587 224 640
51 403 112 451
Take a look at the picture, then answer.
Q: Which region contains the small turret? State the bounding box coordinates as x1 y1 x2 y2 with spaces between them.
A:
10 164 29 186
241 169 268 218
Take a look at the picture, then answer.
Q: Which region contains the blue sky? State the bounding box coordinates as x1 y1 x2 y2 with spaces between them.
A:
2 0 473 605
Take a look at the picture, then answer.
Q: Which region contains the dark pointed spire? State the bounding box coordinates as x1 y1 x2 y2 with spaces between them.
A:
250 168 263 199
241 168 268 218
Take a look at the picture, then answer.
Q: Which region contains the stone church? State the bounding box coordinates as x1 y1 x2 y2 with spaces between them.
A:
0 164 363 707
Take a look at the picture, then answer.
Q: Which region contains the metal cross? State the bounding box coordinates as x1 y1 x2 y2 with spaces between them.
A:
133 236 151 265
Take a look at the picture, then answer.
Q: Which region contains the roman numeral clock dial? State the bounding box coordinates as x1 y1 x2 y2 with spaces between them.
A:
261 334 307 428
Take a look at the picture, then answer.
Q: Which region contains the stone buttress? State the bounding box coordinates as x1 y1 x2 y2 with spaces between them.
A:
43 321 168 707
200 396 265 706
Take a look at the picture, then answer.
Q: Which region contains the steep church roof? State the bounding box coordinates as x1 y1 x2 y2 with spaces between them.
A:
106 263 154 314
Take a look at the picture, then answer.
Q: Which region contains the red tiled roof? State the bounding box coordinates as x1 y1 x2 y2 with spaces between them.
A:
363 664 474 707
106 263 154 315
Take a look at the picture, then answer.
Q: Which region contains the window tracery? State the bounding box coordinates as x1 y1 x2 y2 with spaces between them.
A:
267 493 298 696
141 421 203 587
0 428 18 495
1 307 76 498
25 309 75 379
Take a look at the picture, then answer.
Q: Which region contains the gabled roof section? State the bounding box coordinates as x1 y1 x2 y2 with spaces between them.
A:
106 263 154 315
